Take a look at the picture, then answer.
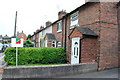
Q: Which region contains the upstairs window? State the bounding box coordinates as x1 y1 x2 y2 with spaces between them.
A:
57 21 62 32
70 12 78 27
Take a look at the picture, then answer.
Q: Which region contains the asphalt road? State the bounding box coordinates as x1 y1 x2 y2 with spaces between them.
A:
58 68 119 78
0 68 119 79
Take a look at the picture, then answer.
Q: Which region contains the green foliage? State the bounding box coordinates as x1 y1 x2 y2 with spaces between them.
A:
27 34 31 40
23 40 34 48
4 47 66 65
2 41 11 44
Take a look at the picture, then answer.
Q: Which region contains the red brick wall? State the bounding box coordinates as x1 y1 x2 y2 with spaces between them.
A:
65 3 101 63
78 2 100 26
81 38 98 63
65 2 119 70
35 33 39 48
98 2 118 70
117 4 120 67
69 28 83 38
48 41 52 47
52 22 62 46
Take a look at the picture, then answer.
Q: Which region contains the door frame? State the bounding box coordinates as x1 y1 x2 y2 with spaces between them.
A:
71 37 81 64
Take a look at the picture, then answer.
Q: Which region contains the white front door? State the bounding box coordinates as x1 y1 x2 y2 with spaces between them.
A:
71 37 80 64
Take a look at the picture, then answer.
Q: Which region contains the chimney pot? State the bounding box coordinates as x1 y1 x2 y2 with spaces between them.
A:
46 21 51 27
58 10 67 19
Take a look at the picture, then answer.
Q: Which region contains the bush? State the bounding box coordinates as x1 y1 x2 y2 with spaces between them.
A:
23 40 34 48
4 47 66 65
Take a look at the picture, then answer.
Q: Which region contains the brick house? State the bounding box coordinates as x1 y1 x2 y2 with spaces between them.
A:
64 1 119 70
3 35 11 42
29 1 119 70
30 21 52 47
16 31 27 41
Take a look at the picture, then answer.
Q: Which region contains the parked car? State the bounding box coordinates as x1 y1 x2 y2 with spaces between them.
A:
0 43 3 50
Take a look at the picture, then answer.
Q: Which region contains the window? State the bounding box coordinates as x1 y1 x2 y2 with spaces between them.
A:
52 41 56 47
70 12 78 27
42 31 44 37
57 42 61 47
57 21 62 32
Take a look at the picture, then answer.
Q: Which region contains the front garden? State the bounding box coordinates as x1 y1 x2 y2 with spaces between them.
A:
4 47 66 66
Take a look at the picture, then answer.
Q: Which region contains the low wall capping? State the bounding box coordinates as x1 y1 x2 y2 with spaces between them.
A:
3 62 98 78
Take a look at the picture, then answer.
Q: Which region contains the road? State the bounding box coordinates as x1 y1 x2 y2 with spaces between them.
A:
58 68 119 78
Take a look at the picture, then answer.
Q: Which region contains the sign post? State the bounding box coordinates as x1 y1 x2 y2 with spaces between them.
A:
16 47 18 66
11 38 23 66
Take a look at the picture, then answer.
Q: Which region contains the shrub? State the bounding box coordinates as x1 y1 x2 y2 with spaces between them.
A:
4 47 66 65
23 40 34 48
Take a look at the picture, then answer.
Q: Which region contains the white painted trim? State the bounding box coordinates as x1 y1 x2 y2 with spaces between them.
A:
57 30 62 33
71 37 80 64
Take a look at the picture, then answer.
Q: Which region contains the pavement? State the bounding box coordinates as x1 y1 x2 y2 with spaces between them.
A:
0 52 5 80
58 68 119 78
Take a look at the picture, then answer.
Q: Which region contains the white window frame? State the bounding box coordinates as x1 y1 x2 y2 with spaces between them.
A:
57 20 62 32
52 41 56 47
57 41 61 47
70 11 79 28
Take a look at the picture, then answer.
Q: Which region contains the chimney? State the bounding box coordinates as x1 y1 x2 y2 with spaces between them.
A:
85 0 100 2
46 21 51 27
40 26 44 30
58 10 67 19
36 29 40 32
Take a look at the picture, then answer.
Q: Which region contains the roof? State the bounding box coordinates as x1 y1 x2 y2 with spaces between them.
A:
45 33 56 40
3 35 10 39
76 26 98 36
17 32 21 36
30 2 97 37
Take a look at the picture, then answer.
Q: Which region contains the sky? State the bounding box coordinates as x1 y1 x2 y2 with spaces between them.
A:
0 0 85 37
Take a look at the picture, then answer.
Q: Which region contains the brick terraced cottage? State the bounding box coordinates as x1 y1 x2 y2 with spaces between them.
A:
29 1 119 70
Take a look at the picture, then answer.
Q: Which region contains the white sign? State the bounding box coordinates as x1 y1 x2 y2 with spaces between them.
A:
11 38 23 47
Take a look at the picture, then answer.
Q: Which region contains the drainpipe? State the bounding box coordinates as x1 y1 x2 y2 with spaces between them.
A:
98 3 101 71
64 16 67 52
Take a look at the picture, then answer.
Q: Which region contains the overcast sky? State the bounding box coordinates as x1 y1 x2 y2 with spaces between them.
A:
0 0 85 37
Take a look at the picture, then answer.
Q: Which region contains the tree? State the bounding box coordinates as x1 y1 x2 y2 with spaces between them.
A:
23 40 34 48
27 34 31 40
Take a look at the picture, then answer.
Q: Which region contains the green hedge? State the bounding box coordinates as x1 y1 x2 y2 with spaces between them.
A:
4 47 66 65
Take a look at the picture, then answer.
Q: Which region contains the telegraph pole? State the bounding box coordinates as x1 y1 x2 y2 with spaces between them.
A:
14 11 17 37
14 11 18 66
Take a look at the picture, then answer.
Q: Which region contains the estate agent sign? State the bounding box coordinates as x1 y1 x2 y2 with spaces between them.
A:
11 38 23 66
11 38 23 47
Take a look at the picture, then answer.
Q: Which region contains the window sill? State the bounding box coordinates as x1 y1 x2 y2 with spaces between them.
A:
70 26 75 29
57 30 62 33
